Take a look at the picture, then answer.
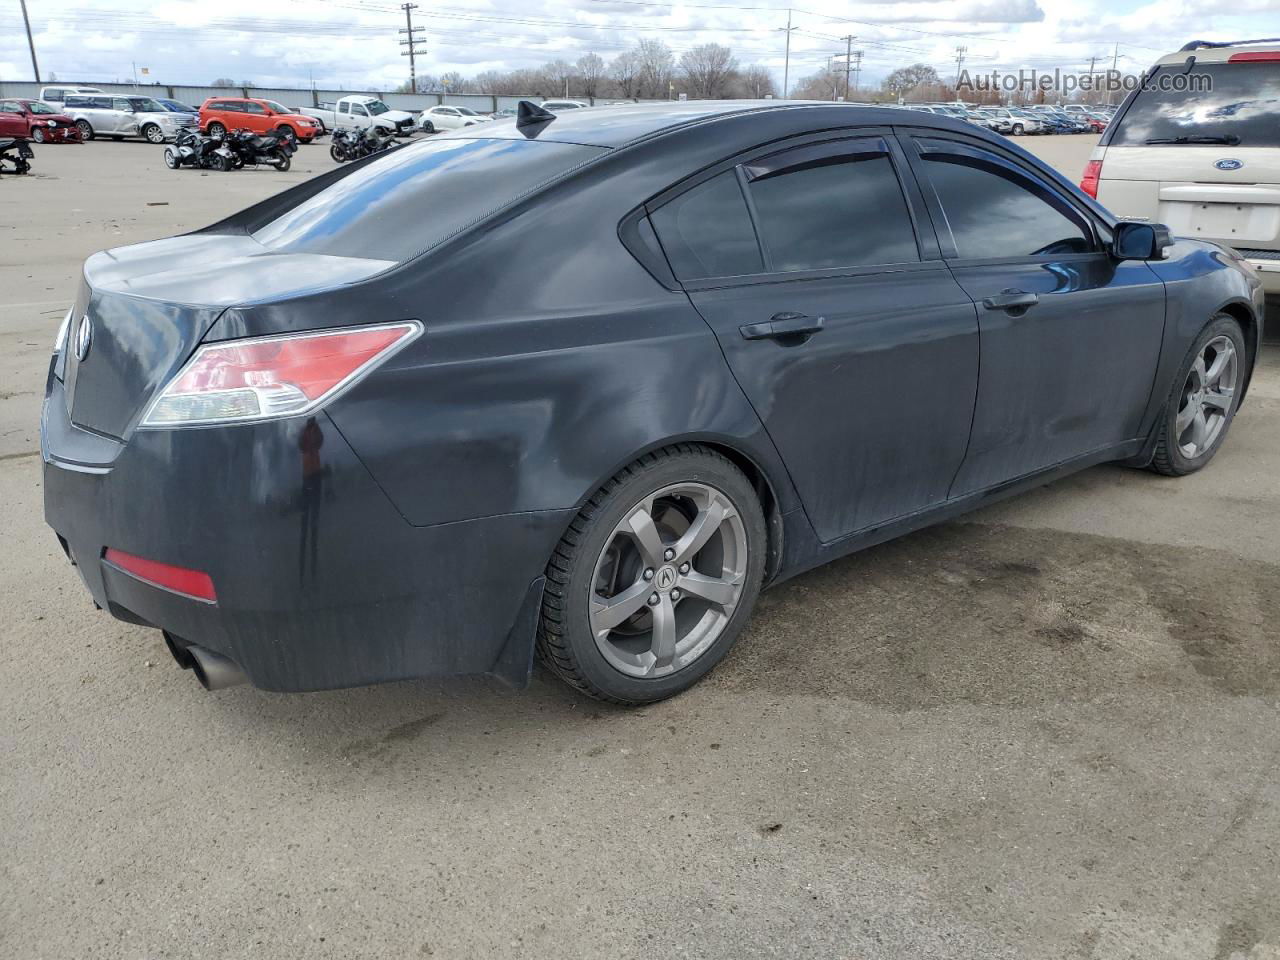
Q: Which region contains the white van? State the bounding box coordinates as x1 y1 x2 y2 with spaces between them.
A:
1085 39 1280 293
40 86 103 108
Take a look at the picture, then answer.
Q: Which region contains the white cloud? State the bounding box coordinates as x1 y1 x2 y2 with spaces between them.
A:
0 0 1276 92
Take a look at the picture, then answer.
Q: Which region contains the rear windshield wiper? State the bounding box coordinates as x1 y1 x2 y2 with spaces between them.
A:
1144 134 1240 145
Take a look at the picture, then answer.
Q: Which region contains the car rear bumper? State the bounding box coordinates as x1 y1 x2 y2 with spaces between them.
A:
41 380 571 692
1239 250 1280 294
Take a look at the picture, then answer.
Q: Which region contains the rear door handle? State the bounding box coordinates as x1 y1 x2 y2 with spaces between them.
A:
740 312 825 341
981 290 1040 311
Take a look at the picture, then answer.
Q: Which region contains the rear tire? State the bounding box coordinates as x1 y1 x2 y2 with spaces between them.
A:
537 444 766 705
1150 314 1246 476
210 154 231 172
275 154 291 172
207 122 226 138
76 120 94 140
31 127 46 143
1012 123 1024 135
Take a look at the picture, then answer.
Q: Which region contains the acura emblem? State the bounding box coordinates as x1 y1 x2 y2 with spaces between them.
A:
74 315 92 362
655 566 677 590
1214 158 1243 171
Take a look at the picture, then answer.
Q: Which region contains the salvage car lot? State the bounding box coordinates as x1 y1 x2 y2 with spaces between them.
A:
3 136 1279 959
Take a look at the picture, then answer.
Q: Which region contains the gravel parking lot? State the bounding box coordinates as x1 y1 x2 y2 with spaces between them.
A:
3 134 1278 960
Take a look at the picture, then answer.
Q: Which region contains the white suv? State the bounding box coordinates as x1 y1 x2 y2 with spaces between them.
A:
63 94 193 143
1084 39 1280 293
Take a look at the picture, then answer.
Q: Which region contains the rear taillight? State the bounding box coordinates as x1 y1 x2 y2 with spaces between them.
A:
140 321 420 428
1080 159 1103 199
104 548 217 602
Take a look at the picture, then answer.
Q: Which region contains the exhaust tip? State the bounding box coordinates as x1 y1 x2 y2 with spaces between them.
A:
186 645 248 691
163 631 196 670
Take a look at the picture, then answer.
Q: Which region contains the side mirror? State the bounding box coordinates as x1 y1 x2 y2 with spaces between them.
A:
1112 221 1173 261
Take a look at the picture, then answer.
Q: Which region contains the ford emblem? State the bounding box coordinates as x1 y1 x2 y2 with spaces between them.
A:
1214 158 1243 171
74 315 92 362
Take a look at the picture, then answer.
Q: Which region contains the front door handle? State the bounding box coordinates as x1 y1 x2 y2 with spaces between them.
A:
740 312 826 341
982 290 1040 312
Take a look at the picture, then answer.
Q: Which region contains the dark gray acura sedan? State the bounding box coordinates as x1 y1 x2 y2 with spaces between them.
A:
43 101 1263 704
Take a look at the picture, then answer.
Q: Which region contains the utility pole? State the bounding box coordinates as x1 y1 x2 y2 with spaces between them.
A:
19 0 40 82
954 45 967 95
399 3 426 94
852 50 863 96
1086 55 1097 105
1107 42 1119 105
781 9 796 99
841 34 856 101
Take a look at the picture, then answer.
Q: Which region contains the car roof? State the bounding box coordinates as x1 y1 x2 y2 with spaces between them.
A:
446 100 953 149
1156 38 1280 65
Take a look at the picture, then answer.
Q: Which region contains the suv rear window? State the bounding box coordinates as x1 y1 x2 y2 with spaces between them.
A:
1110 61 1280 147
251 137 606 262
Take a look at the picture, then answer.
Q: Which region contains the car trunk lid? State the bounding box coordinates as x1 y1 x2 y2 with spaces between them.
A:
63 233 395 440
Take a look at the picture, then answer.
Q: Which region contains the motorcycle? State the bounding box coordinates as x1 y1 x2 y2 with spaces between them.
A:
164 129 235 172
0 138 34 176
329 127 396 163
224 128 296 172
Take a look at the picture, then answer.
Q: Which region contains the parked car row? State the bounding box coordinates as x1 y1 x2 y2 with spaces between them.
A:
898 102 1114 136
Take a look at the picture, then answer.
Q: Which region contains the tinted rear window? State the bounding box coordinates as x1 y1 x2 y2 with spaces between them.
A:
252 137 606 262
748 153 919 271
1111 61 1280 147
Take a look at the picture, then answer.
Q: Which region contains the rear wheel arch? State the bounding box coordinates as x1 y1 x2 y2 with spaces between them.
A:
565 437 787 584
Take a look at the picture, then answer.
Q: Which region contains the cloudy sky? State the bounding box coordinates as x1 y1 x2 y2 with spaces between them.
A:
2 0 1278 93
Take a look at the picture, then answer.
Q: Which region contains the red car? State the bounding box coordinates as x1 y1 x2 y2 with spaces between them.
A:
0 98 81 143
198 97 319 143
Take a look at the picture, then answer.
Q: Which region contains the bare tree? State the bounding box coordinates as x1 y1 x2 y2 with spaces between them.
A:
729 64 777 99
679 43 738 99
545 59 576 98
576 53 605 101
883 63 940 100
636 39 674 99
609 51 641 99
438 71 467 93
791 63 843 101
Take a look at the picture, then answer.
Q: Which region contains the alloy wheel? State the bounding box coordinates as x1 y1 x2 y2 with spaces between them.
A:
1176 334 1238 459
144 124 165 143
32 127 46 143
589 482 748 679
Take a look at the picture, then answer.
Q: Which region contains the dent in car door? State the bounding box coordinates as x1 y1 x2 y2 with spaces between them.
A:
903 135 1165 495
649 134 980 543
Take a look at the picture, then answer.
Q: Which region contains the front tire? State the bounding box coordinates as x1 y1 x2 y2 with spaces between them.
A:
142 123 165 144
276 125 297 144
421 120 434 134
538 445 767 705
1012 123 1024 135
163 147 179 169
1151 314 1246 476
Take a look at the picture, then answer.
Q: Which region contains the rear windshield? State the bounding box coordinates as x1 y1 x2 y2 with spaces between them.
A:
1110 61 1280 147
251 136 606 262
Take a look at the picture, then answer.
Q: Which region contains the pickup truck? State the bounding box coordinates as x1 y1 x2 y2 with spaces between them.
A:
298 96 415 136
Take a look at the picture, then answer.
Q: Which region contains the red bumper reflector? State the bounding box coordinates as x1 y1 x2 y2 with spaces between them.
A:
104 548 217 602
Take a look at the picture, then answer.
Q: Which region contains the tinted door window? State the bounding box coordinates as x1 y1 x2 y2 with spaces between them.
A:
113 98 131 112
747 150 919 272
244 102 266 115
921 153 1092 258
649 171 763 280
